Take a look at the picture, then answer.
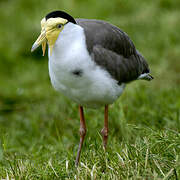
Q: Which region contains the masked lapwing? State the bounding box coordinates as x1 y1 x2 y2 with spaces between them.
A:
31 10 153 166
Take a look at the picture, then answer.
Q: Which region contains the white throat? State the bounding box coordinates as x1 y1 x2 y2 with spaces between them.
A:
49 22 85 59
48 22 94 79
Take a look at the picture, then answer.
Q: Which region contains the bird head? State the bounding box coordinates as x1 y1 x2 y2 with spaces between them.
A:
31 11 76 56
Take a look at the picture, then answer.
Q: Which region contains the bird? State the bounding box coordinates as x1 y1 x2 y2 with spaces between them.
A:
31 10 153 166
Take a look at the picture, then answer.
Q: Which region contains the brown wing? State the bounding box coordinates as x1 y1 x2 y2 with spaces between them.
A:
76 18 150 83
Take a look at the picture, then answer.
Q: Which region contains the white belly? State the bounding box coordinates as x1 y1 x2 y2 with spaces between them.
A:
48 23 125 108
49 62 125 108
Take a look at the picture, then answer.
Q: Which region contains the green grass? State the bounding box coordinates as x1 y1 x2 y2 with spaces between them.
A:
0 0 180 179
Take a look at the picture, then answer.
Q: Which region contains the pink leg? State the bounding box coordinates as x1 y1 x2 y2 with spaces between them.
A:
101 105 109 149
75 106 86 166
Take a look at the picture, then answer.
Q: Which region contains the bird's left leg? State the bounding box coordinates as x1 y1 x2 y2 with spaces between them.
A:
101 105 109 149
75 106 86 166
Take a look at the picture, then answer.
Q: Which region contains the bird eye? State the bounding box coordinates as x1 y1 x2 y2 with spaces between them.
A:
57 24 62 29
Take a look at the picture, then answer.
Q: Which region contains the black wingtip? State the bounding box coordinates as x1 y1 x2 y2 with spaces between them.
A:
145 74 154 81
148 74 154 80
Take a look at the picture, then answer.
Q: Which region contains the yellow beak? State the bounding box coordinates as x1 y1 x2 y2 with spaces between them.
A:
31 30 47 56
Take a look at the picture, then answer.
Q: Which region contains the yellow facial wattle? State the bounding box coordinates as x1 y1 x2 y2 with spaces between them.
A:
31 17 68 56
45 18 68 54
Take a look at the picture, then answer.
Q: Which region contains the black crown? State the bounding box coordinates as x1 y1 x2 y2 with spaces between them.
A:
45 10 76 24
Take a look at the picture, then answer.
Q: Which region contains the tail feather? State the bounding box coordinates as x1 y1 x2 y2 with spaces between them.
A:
136 50 153 81
138 73 154 81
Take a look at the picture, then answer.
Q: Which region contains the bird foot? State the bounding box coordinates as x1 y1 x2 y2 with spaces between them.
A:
75 116 86 167
101 128 108 150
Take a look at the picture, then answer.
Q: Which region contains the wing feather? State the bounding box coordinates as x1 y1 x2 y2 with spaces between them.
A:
76 18 151 83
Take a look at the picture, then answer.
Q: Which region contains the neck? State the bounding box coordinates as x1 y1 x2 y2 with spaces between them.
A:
48 23 84 58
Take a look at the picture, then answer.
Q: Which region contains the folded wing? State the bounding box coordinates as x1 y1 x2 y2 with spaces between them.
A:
76 19 151 83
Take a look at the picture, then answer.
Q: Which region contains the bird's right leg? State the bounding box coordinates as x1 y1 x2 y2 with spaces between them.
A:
75 106 86 166
101 105 109 150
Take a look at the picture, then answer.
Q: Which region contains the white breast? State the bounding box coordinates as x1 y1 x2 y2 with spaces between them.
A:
48 23 125 108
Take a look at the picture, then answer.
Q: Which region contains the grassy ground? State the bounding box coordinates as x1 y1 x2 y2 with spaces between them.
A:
0 0 180 179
